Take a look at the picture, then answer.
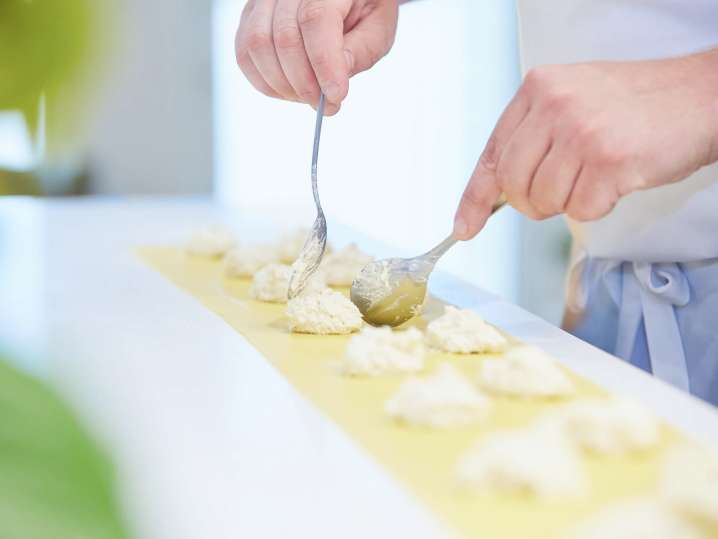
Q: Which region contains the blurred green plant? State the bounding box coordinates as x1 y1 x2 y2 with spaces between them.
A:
0 0 101 195
0 0 94 130
0 356 128 539
0 8 127 533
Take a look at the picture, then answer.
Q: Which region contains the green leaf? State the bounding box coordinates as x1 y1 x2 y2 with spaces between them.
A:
0 356 128 539
0 0 93 107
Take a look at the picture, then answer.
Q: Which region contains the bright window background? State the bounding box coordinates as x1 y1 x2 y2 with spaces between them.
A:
213 0 525 304
0 112 35 171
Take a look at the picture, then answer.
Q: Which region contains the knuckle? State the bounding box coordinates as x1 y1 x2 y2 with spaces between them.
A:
360 42 385 71
480 136 500 170
532 192 562 217
566 189 615 222
273 21 303 51
566 204 594 222
461 185 490 209
589 136 626 166
523 66 554 93
543 90 574 113
311 50 331 72
248 78 276 98
235 29 249 66
297 86 318 102
246 30 272 53
525 66 576 112
298 0 328 28
235 46 248 68
494 160 513 191
574 121 599 149
259 86 278 98
528 210 551 221
571 122 631 168
601 143 631 167
616 171 645 196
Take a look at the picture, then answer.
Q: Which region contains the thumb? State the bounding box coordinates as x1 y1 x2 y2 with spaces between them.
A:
454 150 503 240
342 1 398 76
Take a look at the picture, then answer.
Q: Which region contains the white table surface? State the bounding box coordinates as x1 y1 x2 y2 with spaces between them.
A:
1 196 716 539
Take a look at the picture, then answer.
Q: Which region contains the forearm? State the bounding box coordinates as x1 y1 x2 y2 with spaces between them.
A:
689 47 718 166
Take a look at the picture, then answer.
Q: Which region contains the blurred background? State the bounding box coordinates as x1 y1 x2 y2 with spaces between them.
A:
0 0 570 322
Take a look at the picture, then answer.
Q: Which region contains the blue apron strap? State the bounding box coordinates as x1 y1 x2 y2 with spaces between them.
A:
632 262 691 391
614 262 643 360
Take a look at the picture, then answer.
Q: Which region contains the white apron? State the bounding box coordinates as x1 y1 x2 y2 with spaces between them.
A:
517 0 718 404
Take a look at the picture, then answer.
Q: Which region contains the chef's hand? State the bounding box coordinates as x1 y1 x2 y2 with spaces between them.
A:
235 0 399 116
453 51 718 239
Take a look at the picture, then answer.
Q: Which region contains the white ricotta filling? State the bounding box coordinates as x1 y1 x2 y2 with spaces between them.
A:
660 444 718 525
320 243 373 286
426 306 507 354
477 345 575 398
186 224 235 258
224 244 280 278
342 326 425 376
250 263 326 303
457 424 587 498
286 288 363 335
385 363 490 428
545 397 659 454
567 498 701 539
277 228 310 263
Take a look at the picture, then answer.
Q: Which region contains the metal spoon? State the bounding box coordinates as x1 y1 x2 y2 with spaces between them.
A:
288 93 327 299
350 195 507 327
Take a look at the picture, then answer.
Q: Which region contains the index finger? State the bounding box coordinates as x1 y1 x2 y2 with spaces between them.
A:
297 0 351 106
453 91 529 240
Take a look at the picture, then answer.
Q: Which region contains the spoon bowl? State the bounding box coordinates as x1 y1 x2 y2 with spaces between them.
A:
350 243 448 327
350 257 431 327
351 196 507 326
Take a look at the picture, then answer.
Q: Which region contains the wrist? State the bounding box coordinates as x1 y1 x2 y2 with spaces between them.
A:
691 48 718 165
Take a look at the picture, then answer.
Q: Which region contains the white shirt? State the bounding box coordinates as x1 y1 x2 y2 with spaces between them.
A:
517 0 718 262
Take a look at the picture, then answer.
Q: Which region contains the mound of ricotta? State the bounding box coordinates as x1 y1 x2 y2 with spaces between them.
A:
477 345 574 398
547 397 659 454
660 445 718 525
224 244 279 278
249 263 326 303
568 498 701 539
286 288 363 334
457 424 586 498
385 363 490 428
342 326 425 376
277 228 310 263
186 224 235 258
321 243 373 286
426 306 507 354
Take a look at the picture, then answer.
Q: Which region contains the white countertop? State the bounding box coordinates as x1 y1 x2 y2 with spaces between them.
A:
1 196 716 539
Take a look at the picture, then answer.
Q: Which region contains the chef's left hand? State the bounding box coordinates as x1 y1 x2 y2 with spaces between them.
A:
453 52 718 239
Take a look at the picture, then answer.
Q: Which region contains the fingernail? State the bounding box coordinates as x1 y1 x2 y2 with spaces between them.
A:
343 49 354 73
453 216 468 239
322 82 341 103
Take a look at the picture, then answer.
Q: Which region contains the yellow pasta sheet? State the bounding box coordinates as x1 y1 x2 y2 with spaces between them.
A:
140 247 685 538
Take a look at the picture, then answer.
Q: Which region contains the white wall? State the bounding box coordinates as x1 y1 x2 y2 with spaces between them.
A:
84 0 214 194
213 0 523 303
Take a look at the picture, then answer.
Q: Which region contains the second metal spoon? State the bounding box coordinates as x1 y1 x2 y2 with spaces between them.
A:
350 195 507 327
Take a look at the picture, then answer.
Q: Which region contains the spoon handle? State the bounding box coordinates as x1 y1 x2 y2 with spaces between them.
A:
422 234 457 262
422 194 509 263
311 93 326 212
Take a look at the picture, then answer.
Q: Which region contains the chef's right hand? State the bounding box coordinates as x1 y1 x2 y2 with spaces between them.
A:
235 0 400 115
